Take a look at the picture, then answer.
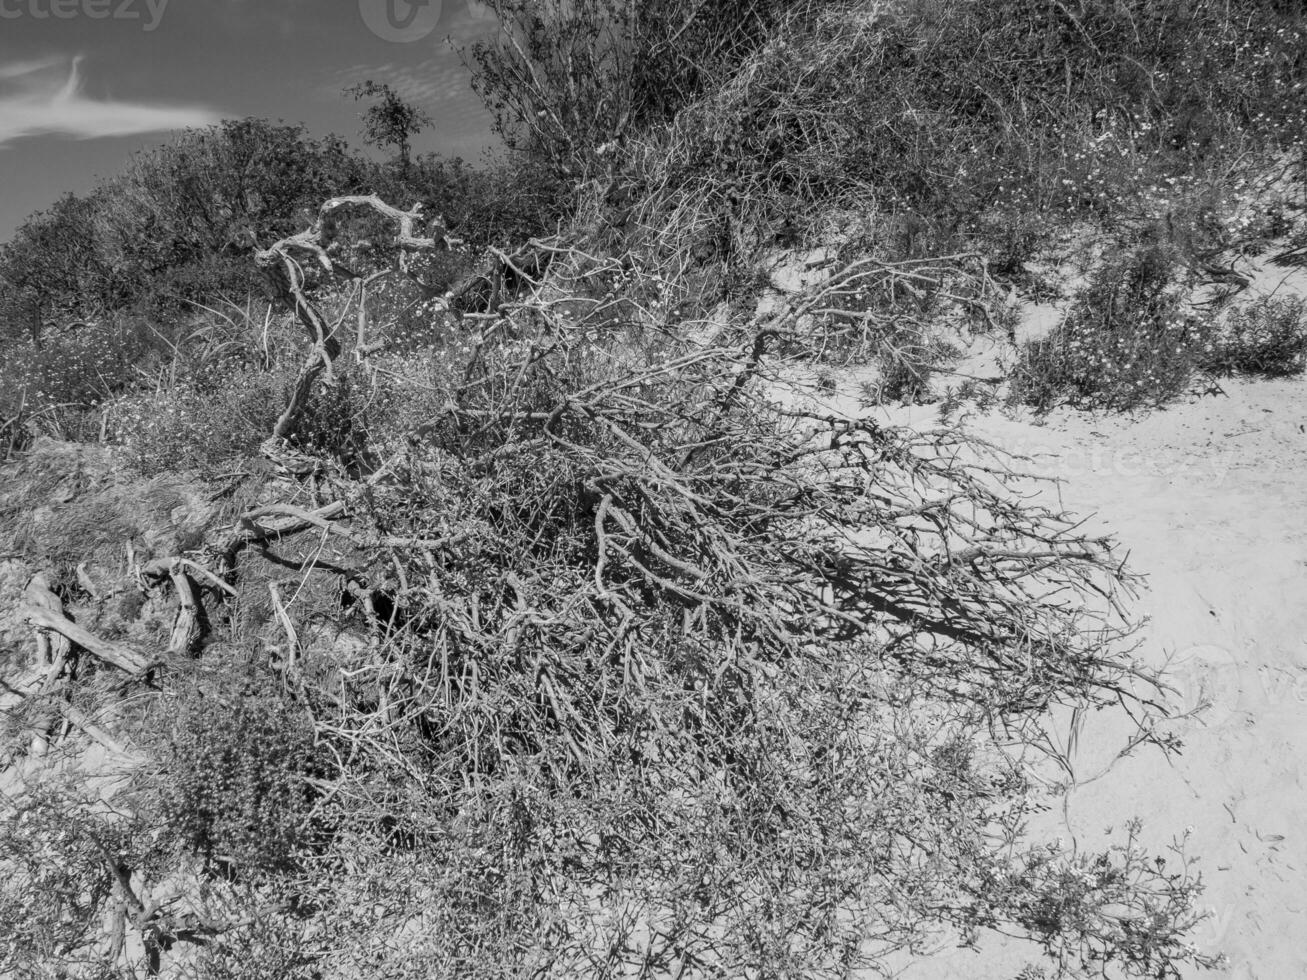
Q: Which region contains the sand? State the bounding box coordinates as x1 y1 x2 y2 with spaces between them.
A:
889 373 1307 979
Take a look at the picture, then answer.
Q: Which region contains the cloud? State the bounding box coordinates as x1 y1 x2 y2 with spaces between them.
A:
0 56 221 147
0 57 64 81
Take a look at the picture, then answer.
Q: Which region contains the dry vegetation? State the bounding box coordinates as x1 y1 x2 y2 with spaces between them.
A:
2 0 1306 976
0 194 1212 980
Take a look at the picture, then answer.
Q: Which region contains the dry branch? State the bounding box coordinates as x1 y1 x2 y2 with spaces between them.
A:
23 574 71 671
23 577 73 758
59 703 141 759
22 605 153 676
242 503 473 552
253 195 452 444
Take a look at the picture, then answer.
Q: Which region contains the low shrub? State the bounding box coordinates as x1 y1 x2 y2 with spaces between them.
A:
0 784 142 978
0 321 145 418
1009 242 1212 411
158 670 316 871
1201 295 1307 376
1012 254 1307 412
111 368 284 476
859 323 959 405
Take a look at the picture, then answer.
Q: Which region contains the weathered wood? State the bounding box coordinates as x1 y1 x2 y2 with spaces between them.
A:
23 574 71 669
241 502 471 551
23 606 153 676
140 557 208 655
61 703 140 759
253 195 451 444
24 575 77 756
167 565 200 656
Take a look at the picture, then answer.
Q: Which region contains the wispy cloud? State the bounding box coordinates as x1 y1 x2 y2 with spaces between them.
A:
0 56 221 147
0 57 64 81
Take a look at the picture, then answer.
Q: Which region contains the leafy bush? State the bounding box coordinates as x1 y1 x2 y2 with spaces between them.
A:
1011 250 1307 411
159 670 316 871
0 784 138 979
99 119 370 310
999 821 1212 975
1009 242 1212 410
426 152 569 247
0 191 115 334
1201 295 1307 376
0 119 371 323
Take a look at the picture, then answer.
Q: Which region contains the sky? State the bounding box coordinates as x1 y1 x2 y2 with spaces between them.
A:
0 0 502 242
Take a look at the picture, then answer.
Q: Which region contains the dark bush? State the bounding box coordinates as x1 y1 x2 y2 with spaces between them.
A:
466 0 799 178
0 119 371 323
603 0 1305 279
1201 296 1307 376
1009 242 1208 411
1013 247 1307 412
160 673 316 871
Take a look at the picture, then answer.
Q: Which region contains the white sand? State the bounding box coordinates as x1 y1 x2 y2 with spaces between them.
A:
903 376 1307 979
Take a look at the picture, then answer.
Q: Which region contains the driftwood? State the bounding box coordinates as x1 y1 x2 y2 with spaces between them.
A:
22 601 153 676
22 574 154 753
139 559 201 656
23 575 73 756
23 607 154 675
253 195 453 445
23 574 71 670
252 194 554 449
240 503 472 552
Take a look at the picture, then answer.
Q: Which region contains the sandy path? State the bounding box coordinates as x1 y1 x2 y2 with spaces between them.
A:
898 377 1307 978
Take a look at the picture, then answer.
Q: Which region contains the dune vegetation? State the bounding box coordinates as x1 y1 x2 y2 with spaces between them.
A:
1 1 1305 977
